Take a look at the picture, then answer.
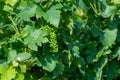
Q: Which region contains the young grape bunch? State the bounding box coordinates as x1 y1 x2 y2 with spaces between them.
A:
41 25 58 53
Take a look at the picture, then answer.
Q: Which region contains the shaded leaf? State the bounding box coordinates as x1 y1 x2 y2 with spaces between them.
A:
5 0 18 6
92 25 103 37
39 55 58 72
104 61 118 80
53 62 64 76
94 56 108 80
75 0 87 11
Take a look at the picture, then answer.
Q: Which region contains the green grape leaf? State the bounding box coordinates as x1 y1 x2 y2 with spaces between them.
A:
36 37 49 46
24 35 38 51
17 53 31 62
7 50 17 63
33 29 49 47
43 59 57 72
15 73 24 80
53 62 64 76
40 30 49 37
24 35 33 44
24 28 48 51
31 29 41 40
36 7 45 18
36 30 49 46
19 64 26 73
39 55 58 72
102 29 117 47
101 5 116 18
92 25 103 37
3 5 13 12
36 38 42 47
41 37 49 43
104 61 118 80
5 0 18 6
0 66 16 80
72 46 80 57
111 47 120 59
85 50 97 63
112 0 120 4
0 63 8 74
18 2 37 21
93 49 104 62
94 56 108 80
76 0 87 11
43 4 62 28
21 25 35 38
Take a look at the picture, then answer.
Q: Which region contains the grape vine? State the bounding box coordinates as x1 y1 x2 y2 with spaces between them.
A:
42 25 58 52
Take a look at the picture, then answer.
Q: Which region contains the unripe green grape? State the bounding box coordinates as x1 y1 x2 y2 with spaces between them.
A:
41 25 58 52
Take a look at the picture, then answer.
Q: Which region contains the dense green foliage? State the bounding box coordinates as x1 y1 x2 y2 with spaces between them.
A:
0 0 120 80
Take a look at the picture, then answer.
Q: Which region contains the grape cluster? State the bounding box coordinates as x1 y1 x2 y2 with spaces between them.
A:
41 26 58 52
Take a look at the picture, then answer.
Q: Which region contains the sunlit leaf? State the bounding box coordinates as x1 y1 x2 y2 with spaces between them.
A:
5 0 18 6
43 4 62 28
102 29 117 47
7 50 17 63
17 53 31 62
101 5 116 18
18 2 37 21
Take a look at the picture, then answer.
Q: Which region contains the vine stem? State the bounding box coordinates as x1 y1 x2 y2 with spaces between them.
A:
8 15 19 34
88 1 100 16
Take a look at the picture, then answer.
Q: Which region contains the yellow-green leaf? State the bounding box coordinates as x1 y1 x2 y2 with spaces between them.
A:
5 0 18 6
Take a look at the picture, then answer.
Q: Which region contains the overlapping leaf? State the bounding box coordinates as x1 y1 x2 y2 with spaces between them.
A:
36 3 63 28
24 28 49 51
18 2 37 21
